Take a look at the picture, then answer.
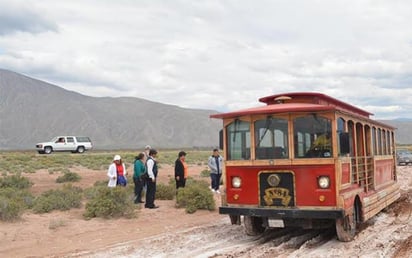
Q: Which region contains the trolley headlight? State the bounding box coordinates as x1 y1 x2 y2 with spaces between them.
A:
318 176 330 189
232 177 242 188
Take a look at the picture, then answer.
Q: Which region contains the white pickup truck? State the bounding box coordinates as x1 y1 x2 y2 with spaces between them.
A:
35 136 93 154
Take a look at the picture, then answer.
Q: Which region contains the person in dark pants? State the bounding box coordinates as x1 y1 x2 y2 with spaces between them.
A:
145 149 159 209
175 151 187 189
208 148 224 194
133 153 146 204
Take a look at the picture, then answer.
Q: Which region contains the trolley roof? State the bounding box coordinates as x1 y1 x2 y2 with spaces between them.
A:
210 92 372 119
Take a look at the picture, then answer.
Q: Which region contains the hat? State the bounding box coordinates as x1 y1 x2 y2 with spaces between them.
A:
145 145 151 150
113 155 121 161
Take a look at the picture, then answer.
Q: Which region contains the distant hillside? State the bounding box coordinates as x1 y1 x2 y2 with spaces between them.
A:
1 69 411 151
0 69 222 150
379 120 412 145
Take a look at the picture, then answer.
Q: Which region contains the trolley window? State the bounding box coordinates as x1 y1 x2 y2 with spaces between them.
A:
227 120 250 160
294 115 332 158
254 117 288 159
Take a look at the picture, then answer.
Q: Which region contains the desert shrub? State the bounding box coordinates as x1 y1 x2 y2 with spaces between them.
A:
0 174 34 221
187 178 209 188
200 169 210 177
49 218 67 230
0 174 33 189
0 196 25 221
94 180 109 187
56 171 81 183
0 187 34 221
0 187 34 209
176 180 215 214
156 183 176 200
168 176 199 186
32 184 83 213
84 186 135 219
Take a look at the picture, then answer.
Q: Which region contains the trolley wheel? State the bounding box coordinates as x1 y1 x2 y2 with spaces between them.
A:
244 216 265 236
336 206 358 242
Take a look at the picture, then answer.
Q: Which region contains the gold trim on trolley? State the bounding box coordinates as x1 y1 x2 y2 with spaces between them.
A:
258 170 296 208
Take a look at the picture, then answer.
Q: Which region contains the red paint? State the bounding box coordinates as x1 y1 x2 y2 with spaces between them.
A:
225 164 337 207
341 163 350 184
375 160 394 185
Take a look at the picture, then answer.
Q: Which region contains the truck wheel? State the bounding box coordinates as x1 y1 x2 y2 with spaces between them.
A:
77 146 85 153
44 146 52 154
244 216 265 236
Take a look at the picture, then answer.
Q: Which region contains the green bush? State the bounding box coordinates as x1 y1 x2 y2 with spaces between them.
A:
49 218 67 230
32 184 83 213
56 171 81 183
176 180 215 213
0 187 34 209
84 186 135 219
200 169 210 177
94 180 109 187
156 183 176 200
187 178 209 188
0 196 25 221
0 175 34 221
0 174 33 189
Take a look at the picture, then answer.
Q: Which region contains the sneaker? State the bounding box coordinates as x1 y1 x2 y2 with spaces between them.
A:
216 190 221 194
211 189 216 193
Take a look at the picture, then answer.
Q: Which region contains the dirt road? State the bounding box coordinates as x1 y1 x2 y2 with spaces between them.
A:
0 165 411 258
77 166 412 258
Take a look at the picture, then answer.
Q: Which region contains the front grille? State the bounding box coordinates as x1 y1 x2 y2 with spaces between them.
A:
259 171 295 207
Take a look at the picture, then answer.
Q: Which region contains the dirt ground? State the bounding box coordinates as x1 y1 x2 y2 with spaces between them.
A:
0 163 411 258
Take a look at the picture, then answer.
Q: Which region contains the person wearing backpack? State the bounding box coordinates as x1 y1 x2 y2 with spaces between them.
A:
145 149 159 209
133 153 146 204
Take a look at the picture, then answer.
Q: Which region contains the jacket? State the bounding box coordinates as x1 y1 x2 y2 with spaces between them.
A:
107 162 127 187
175 158 185 179
208 155 223 174
133 159 146 178
146 157 158 180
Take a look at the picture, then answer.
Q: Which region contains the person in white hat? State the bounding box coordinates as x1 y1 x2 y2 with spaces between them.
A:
107 154 127 187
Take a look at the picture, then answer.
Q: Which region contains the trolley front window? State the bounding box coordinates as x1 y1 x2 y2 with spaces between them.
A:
255 117 288 159
294 115 332 158
227 120 250 160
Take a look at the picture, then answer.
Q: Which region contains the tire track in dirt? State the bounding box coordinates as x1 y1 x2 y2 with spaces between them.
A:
78 219 336 258
69 166 412 258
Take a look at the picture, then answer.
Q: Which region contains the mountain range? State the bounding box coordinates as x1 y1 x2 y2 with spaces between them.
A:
0 69 222 150
1 69 411 151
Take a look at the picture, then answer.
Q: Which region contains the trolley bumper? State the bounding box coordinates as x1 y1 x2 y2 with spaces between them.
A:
220 206 344 219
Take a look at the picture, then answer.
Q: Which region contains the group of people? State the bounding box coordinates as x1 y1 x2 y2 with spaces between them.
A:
107 146 224 209
107 145 159 209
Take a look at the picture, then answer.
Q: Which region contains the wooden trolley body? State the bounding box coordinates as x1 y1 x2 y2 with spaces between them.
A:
211 92 400 241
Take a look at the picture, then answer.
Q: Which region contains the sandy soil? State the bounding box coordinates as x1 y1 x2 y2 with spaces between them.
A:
0 164 411 258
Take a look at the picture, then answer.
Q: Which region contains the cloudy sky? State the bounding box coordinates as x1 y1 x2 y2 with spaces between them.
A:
1 0 412 119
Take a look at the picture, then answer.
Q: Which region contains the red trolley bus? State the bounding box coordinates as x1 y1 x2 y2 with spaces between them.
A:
211 92 400 241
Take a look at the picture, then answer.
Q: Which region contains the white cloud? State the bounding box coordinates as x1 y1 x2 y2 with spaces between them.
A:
0 0 412 119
